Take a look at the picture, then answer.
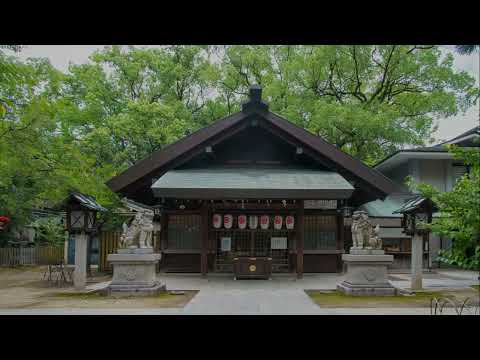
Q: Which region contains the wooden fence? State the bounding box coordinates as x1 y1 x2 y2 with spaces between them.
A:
98 230 160 273
99 231 121 272
0 246 64 266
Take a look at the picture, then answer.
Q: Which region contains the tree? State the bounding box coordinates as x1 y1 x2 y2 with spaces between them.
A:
455 45 480 55
214 45 478 164
408 144 480 270
0 48 119 236
60 45 219 172
31 217 65 246
1 45 478 236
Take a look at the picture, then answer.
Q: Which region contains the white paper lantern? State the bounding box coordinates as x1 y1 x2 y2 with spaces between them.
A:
285 215 294 230
274 215 283 230
213 214 222 229
260 215 269 229
248 215 258 229
238 215 247 229
223 214 233 229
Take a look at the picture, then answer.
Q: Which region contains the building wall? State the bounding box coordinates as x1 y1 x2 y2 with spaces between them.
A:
382 162 410 191
419 159 447 192
402 158 464 193
383 158 454 193
377 158 463 268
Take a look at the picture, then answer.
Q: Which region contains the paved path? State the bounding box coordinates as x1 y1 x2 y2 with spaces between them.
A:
1 270 478 315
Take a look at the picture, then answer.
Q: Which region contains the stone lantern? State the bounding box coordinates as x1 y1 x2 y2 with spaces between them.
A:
394 196 436 290
62 191 106 290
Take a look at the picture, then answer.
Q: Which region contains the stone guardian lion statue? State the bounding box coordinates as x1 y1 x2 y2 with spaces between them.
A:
120 210 154 248
351 211 382 250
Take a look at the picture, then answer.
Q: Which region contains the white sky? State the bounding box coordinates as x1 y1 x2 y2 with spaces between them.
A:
12 45 480 145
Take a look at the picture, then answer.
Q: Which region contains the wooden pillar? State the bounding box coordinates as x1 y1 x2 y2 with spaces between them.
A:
160 215 168 252
200 202 209 276
63 233 69 265
337 214 345 251
86 234 92 277
296 200 304 279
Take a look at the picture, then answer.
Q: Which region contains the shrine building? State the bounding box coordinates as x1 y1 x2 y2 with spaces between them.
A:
106 85 398 278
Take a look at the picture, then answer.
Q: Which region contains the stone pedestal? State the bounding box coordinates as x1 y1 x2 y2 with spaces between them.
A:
337 248 397 296
411 234 424 290
105 248 165 297
74 232 88 290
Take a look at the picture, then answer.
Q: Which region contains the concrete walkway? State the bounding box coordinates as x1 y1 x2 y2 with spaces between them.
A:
1 269 478 315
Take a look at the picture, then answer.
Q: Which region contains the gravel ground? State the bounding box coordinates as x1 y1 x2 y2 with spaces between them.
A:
0 266 478 315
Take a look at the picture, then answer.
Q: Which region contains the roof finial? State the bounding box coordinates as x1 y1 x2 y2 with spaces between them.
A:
242 84 268 113
249 84 262 102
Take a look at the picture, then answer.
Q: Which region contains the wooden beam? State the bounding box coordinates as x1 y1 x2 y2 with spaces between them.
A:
200 201 209 276
296 200 304 279
160 214 168 251
120 118 252 197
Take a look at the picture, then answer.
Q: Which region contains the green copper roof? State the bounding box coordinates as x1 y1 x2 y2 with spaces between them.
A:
359 194 415 218
151 167 354 199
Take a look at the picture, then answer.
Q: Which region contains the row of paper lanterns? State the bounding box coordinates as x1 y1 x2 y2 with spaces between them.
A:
213 214 294 230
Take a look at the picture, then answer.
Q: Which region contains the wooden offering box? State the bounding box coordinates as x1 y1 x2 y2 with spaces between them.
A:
233 257 272 280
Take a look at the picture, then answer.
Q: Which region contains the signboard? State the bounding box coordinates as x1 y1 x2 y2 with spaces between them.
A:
304 200 337 209
271 237 287 250
221 237 231 252
249 215 258 229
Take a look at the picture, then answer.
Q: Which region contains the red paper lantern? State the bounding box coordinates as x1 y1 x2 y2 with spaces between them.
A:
213 214 222 229
260 215 269 229
274 215 283 230
224 214 233 229
0 216 10 231
286 215 294 229
238 215 247 229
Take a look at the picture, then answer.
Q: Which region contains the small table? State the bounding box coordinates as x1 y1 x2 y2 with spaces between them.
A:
43 263 74 287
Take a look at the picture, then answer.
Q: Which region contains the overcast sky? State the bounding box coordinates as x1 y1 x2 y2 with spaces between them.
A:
13 45 480 145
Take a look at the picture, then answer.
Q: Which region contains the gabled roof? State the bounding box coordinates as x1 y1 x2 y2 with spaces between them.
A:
393 195 437 214
60 191 107 212
374 125 480 171
151 167 355 199
359 193 414 218
106 111 246 193
106 86 398 201
436 125 479 147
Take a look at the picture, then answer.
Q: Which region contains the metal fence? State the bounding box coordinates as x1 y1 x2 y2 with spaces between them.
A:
0 246 63 266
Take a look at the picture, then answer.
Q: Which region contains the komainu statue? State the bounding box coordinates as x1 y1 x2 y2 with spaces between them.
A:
351 211 382 249
120 210 154 248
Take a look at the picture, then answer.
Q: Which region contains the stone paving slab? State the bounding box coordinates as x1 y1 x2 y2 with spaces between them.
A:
0 306 463 315
1 269 478 315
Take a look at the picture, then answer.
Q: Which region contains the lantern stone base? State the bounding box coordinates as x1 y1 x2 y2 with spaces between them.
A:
337 250 397 296
104 248 165 297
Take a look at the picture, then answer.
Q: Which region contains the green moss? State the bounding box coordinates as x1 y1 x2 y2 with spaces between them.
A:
305 290 440 308
52 291 104 299
471 285 480 291
51 291 185 300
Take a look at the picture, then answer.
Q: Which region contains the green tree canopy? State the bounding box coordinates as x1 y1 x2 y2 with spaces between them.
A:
213 45 478 164
0 45 478 235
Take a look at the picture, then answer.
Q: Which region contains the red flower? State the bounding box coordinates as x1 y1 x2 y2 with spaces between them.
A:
0 216 10 223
